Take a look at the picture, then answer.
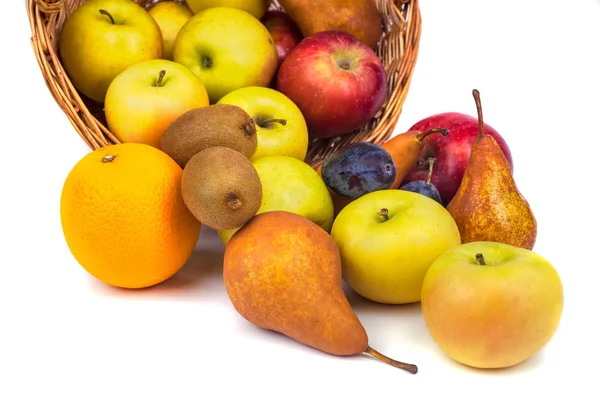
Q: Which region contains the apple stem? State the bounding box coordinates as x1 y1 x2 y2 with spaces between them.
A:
154 70 167 87
365 346 418 374
416 128 449 142
475 253 486 265
377 208 389 222
226 193 242 210
472 89 486 139
426 157 435 185
102 154 116 163
99 9 115 25
259 118 287 127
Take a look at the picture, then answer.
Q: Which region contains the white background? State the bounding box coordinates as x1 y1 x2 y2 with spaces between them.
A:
2 0 599 399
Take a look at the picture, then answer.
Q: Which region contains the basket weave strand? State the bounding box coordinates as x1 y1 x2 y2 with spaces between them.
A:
27 0 421 166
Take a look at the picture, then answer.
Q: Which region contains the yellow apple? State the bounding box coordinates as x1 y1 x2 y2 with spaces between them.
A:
148 1 194 60
173 7 278 103
105 59 209 149
217 86 309 161
186 0 272 19
330 189 462 304
218 155 334 245
421 241 564 369
59 0 163 103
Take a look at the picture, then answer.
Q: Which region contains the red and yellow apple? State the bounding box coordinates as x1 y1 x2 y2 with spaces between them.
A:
421 241 564 369
59 0 163 103
276 30 387 138
104 59 209 148
260 10 303 72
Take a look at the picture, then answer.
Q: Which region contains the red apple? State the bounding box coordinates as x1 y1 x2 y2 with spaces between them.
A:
276 30 387 138
401 113 513 205
260 11 303 69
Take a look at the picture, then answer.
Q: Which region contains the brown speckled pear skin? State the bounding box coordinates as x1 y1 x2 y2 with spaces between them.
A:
446 90 537 250
223 211 368 356
277 0 382 49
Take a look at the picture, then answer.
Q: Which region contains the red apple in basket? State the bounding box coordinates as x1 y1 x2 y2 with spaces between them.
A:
261 10 303 69
401 113 514 206
276 30 387 138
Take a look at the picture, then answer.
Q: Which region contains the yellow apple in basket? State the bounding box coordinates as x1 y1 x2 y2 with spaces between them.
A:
59 0 163 103
105 59 209 148
173 7 278 103
217 86 309 161
148 0 194 60
186 0 272 19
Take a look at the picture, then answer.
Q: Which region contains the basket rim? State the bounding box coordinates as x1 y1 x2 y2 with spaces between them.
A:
26 0 422 167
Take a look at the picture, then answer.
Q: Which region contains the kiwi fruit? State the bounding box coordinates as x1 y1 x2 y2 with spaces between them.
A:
161 104 257 168
181 146 262 230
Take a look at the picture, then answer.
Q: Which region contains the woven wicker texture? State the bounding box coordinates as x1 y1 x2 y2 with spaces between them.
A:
26 0 421 166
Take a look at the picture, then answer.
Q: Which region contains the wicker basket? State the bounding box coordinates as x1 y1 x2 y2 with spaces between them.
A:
26 0 421 166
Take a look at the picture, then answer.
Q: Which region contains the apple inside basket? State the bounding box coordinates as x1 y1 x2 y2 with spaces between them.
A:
27 0 421 166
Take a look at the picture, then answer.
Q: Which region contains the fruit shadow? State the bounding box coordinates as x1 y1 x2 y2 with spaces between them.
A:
86 226 226 300
344 285 547 376
343 283 427 343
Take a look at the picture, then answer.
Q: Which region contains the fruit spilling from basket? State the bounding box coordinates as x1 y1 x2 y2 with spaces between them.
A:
58 0 564 374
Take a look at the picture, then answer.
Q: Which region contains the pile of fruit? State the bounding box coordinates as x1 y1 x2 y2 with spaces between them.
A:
59 0 564 374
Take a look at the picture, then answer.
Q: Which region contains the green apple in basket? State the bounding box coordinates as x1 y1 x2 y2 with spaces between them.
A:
59 0 163 103
173 7 278 103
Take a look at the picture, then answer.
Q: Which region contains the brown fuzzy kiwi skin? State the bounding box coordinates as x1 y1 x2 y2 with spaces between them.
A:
181 146 262 230
161 104 257 168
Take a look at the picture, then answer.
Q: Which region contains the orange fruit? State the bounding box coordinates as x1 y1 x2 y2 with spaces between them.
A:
60 143 201 289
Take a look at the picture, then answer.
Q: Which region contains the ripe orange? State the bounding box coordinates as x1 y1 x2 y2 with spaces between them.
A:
60 143 202 289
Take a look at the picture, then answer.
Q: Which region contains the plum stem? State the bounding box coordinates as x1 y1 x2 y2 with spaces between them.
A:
365 346 418 374
472 89 485 139
377 208 389 222
476 253 486 265
99 9 115 24
258 118 287 127
102 154 116 163
416 128 449 142
154 70 166 87
426 157 435 185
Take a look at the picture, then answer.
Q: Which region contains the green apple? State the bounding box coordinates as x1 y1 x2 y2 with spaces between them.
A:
59 0 163 103
186 0 272 19
218 155 334 245
217 86 309 161
148 1 194 60
421 241 564 369
104 59 209 149
173 7 278 103
330 189 461 304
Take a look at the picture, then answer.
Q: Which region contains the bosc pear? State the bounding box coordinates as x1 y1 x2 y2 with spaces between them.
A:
223 211 418 374
446 90 537 250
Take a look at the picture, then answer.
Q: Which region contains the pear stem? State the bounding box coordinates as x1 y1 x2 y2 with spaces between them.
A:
99 9 115 24
472 89 485 139
155 70 166 87
476 253 486 265
102 154 116 163
416 128 449 142
365 346 418 374
377 208 389 222
259 118 287 127
426 157 435 185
